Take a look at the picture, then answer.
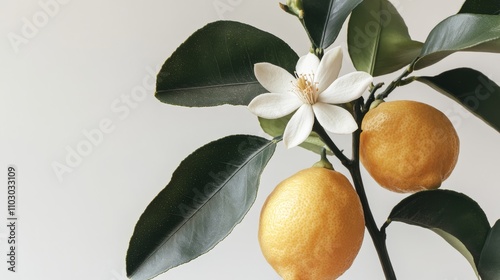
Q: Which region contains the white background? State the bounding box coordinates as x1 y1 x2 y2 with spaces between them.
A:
1 0 499 279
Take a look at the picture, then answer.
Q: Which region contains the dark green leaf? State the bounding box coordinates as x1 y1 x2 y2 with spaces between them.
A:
302 0 363 49
417 68 500 133
126 135 277 280
415 14 500 69
479 220 500 280
347 0 422 76
259 115 330 155
156 21 298 107
459 0 500 15
387 190 490 275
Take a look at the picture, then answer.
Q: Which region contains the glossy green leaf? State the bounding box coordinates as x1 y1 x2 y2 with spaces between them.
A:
347 0 422 76
418 68 500 133
479 220 500 280
259 115 330 155
415 14 500 69
126 135 277 280
459 0 500 15
387 190 490 275
302 0 363 49
156 21 298 107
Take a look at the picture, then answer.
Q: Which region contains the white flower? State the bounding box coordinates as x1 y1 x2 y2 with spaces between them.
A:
248 46 373 148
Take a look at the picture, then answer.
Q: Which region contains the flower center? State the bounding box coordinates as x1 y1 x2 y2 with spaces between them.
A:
293 73 319 105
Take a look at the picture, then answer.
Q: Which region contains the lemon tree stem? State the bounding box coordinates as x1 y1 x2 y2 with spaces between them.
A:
375 65 414 102
313 98 398 280
363 82 385 113
312 120 351 166
352 99 397 279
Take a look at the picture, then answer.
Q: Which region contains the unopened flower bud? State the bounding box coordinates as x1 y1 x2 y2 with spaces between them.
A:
280 0 304 19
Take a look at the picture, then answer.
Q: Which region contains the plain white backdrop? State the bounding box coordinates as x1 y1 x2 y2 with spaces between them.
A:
1 0 499 279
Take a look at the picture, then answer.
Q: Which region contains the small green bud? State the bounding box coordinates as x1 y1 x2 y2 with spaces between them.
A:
280 0 304 19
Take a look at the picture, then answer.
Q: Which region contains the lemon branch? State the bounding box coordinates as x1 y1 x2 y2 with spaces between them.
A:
376 66 413 100
363 82 385 113
312 120 351 166
351 99 397 280
364 62 416 113
313 98 397 280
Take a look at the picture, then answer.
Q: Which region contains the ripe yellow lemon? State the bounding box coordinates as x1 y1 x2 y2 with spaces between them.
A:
258 167 365 280
360 100 460 193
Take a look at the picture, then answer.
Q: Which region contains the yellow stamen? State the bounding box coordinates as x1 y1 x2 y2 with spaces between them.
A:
292 73 319 104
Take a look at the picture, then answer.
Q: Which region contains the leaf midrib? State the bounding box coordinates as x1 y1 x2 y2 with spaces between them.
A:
369 0 383 75
128 138 275 279
420 14 500 57
156 81 260 94
421 36 500 57
320 0 336 48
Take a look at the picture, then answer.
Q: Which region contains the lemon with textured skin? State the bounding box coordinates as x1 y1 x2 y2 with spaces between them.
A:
259 167 365 280
360 100 460 193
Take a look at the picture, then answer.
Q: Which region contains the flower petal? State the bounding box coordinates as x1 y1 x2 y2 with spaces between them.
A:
248 93 302 119
316 46 343 93
318 71 373 104
296 53 320 76
254 63 295 93
313 103 358 134
283 104 315 149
